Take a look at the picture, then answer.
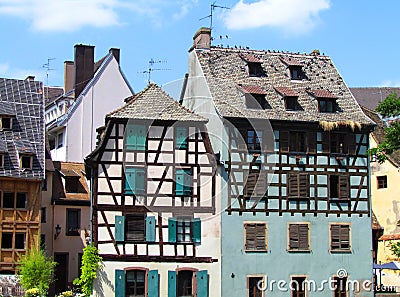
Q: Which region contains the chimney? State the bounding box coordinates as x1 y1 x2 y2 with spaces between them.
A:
64 61 74 94
109 48 120 64
74 44 95 98
25 76 35 81
191 27 211 51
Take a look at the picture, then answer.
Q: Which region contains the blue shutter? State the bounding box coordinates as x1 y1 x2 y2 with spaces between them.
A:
175 170 184 196
183 169 192 196
168 218 176 243
176 127 187 149
192 218 201 243
148 270 159 297
125 167 135 194
136 168 146 195
125 123 137 150
115 270 125 297
196 270 209 297
115 216 125 242
136 125 146 150
146 216 156 242
168 270 177 297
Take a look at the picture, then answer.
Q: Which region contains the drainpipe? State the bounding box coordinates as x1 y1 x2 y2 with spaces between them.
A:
90 166 94 246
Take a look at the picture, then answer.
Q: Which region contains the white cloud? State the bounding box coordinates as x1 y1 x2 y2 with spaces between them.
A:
173 0 198 20
0 62 47 82
379 80 400 87
222 0 330 34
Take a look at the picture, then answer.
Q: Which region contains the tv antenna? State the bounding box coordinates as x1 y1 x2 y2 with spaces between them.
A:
42 58 55 99
200 1 230 31
139 58 170 84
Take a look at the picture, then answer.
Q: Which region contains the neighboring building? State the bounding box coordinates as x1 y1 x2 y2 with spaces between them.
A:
46 45 134 162
41 157 90 295
85 83 220 297
183 27 375 297
361 106 400 287
0 77 45 273
350 87 400 110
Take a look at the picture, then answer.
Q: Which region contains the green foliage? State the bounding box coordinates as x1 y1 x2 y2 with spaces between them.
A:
17 247 57 296
73 245 103 296
369 92 400 163
389 240 400 259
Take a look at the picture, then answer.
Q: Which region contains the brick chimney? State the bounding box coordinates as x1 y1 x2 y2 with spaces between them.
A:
64 61 74 94
74 44 95 98
109 48 120 64
191 27 211 51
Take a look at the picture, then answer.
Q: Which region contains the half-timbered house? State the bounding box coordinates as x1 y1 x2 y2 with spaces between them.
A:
0 77 44 273
85 83 219 297
183 27 375 297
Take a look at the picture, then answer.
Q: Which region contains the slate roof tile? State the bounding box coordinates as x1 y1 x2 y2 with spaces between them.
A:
350 87 400 111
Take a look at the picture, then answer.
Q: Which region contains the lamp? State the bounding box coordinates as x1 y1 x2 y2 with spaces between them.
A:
54 224 61 239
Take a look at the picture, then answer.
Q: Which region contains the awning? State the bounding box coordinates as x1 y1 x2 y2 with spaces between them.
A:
374 262 400 270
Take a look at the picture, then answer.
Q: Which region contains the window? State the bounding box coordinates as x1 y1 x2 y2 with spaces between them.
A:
126 270 145 297
57 132 64 148
175 127 188 149
66 209 80 236
330 133 345 154
377 176 387 189
15 233 25 249
289 132 306 152
125 124 146 151
318 98 337 113
20 155 32 170
329 175 349 199
248 62 264 77
244 223 267 251
40 234 46 250
280 131 312 153
290 66 303 80
168 217 201 243
330 224 350 252
285 96 299 111
178 270 193 296
16 193 27 208
125 214 145 242
3 192 14 208
1 233 12 249
248 276 264 297
291 276 307 297
288 224 310 251
247 130 262 152
49 138 55 150
65 176 80 193
175 168 192 196
245 93 270 109
125 167 145 196
0 117 12 130
288 174 309 199
244 170 267 197
333 276 347 297
41 207 46 223
168 269 208 297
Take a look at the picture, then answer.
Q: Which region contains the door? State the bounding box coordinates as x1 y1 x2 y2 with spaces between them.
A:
54 253 69 295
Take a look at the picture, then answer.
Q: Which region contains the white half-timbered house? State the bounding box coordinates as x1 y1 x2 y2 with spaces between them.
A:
85 83 220 297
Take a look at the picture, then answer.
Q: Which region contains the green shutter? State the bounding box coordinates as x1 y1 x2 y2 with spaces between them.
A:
192 218 201 243
183 169 192 196
115 270 125 297
168 270 177 297
146 216 156 242
196 270 209 297
125 124 146 150
175 170 184 196
136 125 146 150
148 270 159 297
136 168 146 195
125 167 135 194
115 216 125 242
176 127 187 149
168 218 176 243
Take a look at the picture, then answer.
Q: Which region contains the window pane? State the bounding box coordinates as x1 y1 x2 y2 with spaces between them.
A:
67 209 80 236
3 192 14 208
1 233 12 249
15 233 25 249
16 193 27 209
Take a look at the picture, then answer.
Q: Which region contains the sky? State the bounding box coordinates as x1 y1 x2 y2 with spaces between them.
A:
0 0 399 93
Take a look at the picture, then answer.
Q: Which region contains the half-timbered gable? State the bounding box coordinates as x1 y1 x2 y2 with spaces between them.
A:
86 83 219 297
0 77 44 273
183 27 375 297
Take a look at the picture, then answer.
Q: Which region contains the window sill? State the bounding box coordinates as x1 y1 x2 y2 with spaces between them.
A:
287 249 311 253
329 249 352 254
245 249 268 253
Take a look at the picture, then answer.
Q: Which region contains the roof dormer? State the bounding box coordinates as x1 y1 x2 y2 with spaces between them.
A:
307 89 338 113
279 56 304 80
274 86 302 111
239 84 270 109
239 54 265 77
16 140 35 170
0 101 15 130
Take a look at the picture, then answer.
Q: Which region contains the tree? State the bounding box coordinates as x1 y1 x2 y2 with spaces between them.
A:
369 92 400 163
73 245 103 296
17 247 57 296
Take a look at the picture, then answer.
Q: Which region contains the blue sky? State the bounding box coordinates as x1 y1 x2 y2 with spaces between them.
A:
0 0 399 93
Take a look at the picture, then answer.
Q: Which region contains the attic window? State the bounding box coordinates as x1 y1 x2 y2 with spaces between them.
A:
248 62 264 77
0 117 12 130
285 97 299 111
20 155 33 170
290 66 303 80
65 176 80 193
318 98 337 113
241 85 270 109
274 86 301 111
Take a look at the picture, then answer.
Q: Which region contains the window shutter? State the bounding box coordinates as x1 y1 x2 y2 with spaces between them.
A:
183 169 192 196
136 125 146 150
126 215 145 242
289 132 296 152
115 270 125 297
148 270 159 297
330 225 341 250
115 216 125 242
245 171 258 197
255 171 267 197
307 132 316 153
322 132 330 153
196 270 209 297
298 224 309 250
345 134 356 155
136 169 146 195
289 224 299 250
125 123 137 150
245 223 256 250
339 175 349 199
298 174 308 198
192 218 201 243
168 218 176 243
340 225 350 249
125 168 135 194
175 170 184 196
168 270 177 297
255 224 267 250
146 216 156 242
280 131 289 152
288 174 299 198
176 127 187 149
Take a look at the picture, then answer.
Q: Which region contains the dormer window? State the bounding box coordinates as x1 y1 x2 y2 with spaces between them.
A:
285 97 298 110
0 117 12 130
20 154 33 170
239 54 265 77
290 66 303 80
240 85 270 109
279 56 304 80
307 89 338 113
274 86 301 111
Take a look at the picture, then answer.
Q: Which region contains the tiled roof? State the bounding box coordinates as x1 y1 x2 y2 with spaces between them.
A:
0 78 44 179
379 234 400 241
361 106 400 166
0 101 16 115
239 53 262 63
279 56 303 67
44 86 64 106
240 84 266 94
308 89 337 99
108 83 207 122
350 87 400 111
52 162 89 202
194 48 374 125
274 86 299 97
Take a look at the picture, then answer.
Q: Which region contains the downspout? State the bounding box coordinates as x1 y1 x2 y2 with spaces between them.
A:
179 73 189 105
90 166 94 246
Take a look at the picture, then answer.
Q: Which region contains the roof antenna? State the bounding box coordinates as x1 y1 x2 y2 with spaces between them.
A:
139 58 170 84
42 58 55 98
199 1 230 32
